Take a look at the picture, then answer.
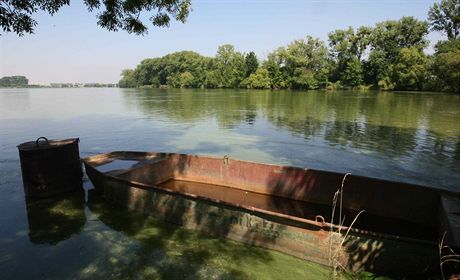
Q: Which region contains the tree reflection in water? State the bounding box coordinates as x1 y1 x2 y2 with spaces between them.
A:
122 89 460 190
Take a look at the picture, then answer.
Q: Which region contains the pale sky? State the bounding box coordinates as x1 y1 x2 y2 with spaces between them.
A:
0 0 444 85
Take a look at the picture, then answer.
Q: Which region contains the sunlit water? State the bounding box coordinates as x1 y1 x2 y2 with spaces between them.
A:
1 88 459 279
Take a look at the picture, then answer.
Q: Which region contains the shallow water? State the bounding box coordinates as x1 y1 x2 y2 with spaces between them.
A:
1 88 459 279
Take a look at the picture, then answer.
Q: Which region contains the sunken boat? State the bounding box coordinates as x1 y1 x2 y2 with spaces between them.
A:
83 151 460 277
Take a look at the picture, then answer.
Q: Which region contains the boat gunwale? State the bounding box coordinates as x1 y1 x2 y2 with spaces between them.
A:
83 151 460 197
82 151 448 247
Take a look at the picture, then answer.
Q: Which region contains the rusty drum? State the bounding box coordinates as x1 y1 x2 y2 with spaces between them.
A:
17 137 83 197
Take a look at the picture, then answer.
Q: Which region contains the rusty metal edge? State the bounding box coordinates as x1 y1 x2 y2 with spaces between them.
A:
81 151 444 246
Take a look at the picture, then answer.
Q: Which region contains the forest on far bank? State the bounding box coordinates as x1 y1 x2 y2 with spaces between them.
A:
119 0 460 93
0 76 28 87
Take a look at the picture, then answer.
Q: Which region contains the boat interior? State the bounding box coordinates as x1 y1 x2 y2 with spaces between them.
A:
85 151 460 246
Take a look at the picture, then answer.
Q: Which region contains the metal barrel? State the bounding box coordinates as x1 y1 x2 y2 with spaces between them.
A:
17 137 83 198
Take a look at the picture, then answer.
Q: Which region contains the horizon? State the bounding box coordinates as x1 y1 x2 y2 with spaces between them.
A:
1 0 444 85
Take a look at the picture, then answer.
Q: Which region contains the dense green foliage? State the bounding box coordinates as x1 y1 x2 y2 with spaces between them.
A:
432 39 460 92
267 36 329 90
428 0 460 39
120 51 212 88
1 0 191 36
244 52 259 78
240 69 271 89
0 75 28 87
117 1 459 92
119 22 458 92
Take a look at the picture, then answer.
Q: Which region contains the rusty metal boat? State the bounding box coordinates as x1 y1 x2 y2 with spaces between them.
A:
83 151 460 277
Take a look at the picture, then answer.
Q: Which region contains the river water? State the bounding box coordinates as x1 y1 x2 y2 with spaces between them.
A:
1 88 459 279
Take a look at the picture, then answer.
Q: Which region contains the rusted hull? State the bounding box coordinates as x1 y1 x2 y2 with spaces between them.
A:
83 151 459 277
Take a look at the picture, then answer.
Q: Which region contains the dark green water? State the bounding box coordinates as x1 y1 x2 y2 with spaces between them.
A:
1 88 459 279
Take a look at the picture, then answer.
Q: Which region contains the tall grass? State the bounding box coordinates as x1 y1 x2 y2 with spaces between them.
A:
328 173 365 279
439 232 460 280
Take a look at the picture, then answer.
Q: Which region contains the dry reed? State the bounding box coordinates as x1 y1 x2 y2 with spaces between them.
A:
439 232 460 280
328 173 365 279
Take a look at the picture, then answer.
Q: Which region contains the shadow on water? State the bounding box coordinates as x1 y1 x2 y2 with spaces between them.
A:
86 189 281 280
25 189 86 245
264 166 444 279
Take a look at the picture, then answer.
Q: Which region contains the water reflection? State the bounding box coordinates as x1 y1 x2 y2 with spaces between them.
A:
25 189 86 245
0 89 30 119
122 89 460 174
323 120 418 157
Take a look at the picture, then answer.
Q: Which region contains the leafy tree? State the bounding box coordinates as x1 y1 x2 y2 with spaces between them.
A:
244 52 259 77
214 44 245 88
160 51 211 87
432 39 460 92
290 36 329 89
167 71 194 88
329 28 355 61
376 77 395 91
264 37 329 90
393 47 429 90
1 0 192 36
328 27 370 63
366 17 429 89
354 26 373 61
291 69 319 89
366 46 429 91
428 0 460 39
328 26 370 86
341 58 364 87
204 70 221 88
371 17 429 55
435 37 460 52
365 50 388 87
133 58 162 86
119 51 211 88
241 69 272 89
278 36 329 89
328 27 355 82
118 69 137 88
264 47 289 89
0 75 28 87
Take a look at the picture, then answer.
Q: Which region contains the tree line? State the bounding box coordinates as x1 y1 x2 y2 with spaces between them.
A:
0 76 28 87
119 0 460 92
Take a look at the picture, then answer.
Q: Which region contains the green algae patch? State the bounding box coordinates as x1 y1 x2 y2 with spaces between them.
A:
87 190 333 279
25 190 86 245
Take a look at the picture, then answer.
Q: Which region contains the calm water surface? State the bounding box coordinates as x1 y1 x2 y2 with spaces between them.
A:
1 88 459 279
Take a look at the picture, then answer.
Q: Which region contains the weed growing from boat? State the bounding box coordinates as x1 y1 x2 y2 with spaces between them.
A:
439 232 460 280
328 173 365 279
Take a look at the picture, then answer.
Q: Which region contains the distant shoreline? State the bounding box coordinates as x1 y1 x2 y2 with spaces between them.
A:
0 84 119 89
2 87 459 95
